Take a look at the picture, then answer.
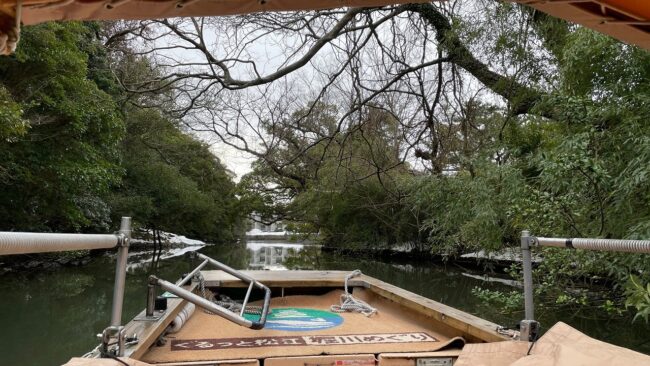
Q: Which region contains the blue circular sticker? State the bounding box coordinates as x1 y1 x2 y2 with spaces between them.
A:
246 307 344 331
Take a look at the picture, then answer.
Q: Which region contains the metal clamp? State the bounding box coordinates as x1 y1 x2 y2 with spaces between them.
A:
98 325 126 357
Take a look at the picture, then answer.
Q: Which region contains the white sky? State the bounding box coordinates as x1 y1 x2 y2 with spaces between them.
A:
208 141 255 181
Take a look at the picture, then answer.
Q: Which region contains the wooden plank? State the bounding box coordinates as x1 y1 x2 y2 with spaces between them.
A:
202 270 508 343
202 270 353 288
359 275 508 343
123 283 197 359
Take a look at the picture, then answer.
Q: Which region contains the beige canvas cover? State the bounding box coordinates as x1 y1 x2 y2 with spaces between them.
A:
63 358 153 366
63 357 260 365
455 321 650 366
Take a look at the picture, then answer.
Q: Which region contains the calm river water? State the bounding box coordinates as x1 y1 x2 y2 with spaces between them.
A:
1 241 648 365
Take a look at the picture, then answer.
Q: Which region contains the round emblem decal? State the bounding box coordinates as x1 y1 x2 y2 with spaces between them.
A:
245 307 344 331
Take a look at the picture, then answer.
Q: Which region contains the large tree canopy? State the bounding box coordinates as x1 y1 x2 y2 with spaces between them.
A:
100 1 650 316
105 1 560 180
0 21 244 242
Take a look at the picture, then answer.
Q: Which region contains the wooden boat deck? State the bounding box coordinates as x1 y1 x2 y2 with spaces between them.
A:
201 270 506 343
120 271 508 364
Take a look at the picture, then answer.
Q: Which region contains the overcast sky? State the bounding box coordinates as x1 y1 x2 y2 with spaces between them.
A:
209 141 254 180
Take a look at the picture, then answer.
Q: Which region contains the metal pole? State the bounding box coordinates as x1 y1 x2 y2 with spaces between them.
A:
110 217 131 327
152 276 255 328
146 279 156 317
175 259 209 286
521 230 534 321
520 230 540 341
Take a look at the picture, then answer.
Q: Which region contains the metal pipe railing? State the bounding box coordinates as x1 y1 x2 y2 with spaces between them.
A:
195 252 260 285
0 217 132 357
175 259 209 286
521 231 535 321
0 232 120 255
151 276 256 328
110 217 132 327
519 231 650 341
535 237 650 253
146 253 272 330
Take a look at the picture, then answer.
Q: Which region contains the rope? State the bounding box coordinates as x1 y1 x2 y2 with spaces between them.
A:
496 325 519 339
330 270 377 317
0 0 21 56
214 295 263 315
194 272 262 315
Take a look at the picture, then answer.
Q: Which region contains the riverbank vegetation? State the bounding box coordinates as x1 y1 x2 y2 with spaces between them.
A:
0 22 244 246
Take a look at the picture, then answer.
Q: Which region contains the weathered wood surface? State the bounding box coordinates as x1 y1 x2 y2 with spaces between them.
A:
201 270 508 343
361 276 507 343
123 283 197 359
202 270 360 288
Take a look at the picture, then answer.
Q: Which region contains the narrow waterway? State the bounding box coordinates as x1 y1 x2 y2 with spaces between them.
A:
0 241 648 365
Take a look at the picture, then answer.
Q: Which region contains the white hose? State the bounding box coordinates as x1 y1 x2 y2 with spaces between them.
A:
168 303 195 333
572 238 650 253
536 237 650 253
0 232 119 255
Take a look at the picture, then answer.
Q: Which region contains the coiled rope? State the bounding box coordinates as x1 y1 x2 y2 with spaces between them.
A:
330 270 377 317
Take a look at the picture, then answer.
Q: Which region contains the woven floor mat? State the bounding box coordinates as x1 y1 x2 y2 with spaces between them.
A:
142 289 464 363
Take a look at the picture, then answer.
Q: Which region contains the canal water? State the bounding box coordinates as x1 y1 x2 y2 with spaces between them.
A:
1 241 648 365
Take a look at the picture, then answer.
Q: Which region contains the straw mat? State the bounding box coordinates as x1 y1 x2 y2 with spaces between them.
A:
142 289 464 363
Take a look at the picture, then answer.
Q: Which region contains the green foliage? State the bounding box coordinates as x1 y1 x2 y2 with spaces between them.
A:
625 275 650 322
0 22 124 231
109 107 242 242
0 85 27 141
0 22 242 243
244 25 650 322
241 103 419 247
471 287 523 313
409 164 523 255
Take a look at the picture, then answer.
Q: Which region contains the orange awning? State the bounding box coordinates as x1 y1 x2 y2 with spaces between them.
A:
0 1 648 54
0 0 429 54
5 0 430 25
511 0 650 50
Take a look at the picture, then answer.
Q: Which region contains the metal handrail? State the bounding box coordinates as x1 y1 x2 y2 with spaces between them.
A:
519 231 650 341
0 217 132 356
0 232 121 255
146 253 272 330
534 236 650 253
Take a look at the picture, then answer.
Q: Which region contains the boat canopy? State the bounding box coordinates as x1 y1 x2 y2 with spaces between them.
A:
0 0 429 54
0 0 649 54
510 0 650 50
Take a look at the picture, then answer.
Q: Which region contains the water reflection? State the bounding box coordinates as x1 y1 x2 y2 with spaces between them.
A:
125 245 206 271
247 241 307 270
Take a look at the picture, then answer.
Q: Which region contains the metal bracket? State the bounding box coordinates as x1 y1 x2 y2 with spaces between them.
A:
136 276 165 321
520 319 540 342
134 312 164 321
98 325 126 357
